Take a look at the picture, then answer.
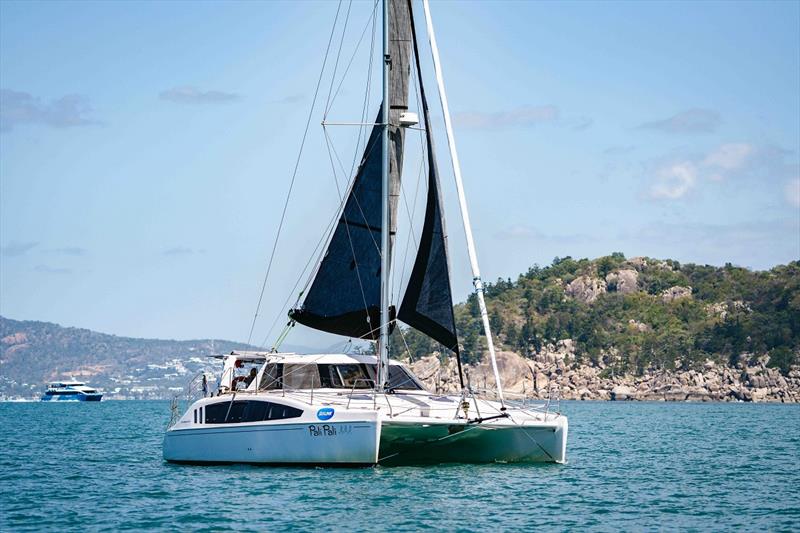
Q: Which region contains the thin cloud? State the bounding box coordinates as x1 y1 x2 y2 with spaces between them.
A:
276 94 304 104
159 86 240 104
649 161 698 200
1 241 39 257
0 89 99 132
570 116 593 131
495 224 590 243
33 264 72 274
639 108 721 134
621 219 799 269
702 143 755 180
48 246 88 256
647 142 765 200
163 246 204 256
454 105 559 129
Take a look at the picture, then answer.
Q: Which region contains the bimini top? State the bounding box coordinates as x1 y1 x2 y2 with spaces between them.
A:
48 381 87 388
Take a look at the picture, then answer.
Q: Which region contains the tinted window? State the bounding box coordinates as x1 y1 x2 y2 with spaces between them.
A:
387 366 423 391
258 363 283 390
317 364 342 388
283 364 319 389
204 400 302 424
336 364 374 389
204 401 230 423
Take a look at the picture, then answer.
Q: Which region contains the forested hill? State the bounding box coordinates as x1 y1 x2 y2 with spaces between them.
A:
393 255 800 375
0 317 255 398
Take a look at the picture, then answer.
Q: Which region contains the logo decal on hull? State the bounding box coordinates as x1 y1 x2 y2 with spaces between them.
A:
316 407 335 421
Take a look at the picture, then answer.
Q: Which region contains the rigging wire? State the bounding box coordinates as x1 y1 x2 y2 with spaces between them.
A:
323 0 352 118
322 128 372 326
324 128 382 255
350 0 379 178
392 49 428 305
325 0 380 119
260 2 380 350
257 205 341 349
245 0 344 347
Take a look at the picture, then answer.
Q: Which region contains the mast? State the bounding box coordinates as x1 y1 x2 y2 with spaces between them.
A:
377 0 390 391
421 0 505 406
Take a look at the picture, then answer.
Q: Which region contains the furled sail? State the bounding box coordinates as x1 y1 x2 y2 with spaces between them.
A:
397 0 459 357
290 0 412 340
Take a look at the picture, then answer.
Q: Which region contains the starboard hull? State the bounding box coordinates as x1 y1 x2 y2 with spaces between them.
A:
378 418 568 465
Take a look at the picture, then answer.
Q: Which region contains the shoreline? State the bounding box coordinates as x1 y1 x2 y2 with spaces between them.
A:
409 349 800 404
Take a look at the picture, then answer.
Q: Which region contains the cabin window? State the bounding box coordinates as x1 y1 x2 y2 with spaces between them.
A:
387 366 424 391
318 364 343 388
258 363 282 390
204 400 302 424
335 364 374 389
283 364 319 389
193 409 197 423
254 361 422 391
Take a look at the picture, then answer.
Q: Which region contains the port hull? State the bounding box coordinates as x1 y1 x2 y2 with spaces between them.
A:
163 420 381 464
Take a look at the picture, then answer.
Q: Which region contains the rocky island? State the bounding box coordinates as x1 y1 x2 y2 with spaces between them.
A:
397 254 800 403
3 254 798 402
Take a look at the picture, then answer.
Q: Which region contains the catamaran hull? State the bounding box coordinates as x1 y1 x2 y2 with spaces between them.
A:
379 418 568 465
163 417 567 466
163 420 381 465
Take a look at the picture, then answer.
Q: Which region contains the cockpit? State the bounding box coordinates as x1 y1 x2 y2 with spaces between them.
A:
214 353 425 394
257 362 423 391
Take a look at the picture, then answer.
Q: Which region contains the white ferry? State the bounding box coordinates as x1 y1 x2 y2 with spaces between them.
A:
41 381 103 402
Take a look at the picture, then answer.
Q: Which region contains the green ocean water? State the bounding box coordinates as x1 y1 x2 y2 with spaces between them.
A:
0 400 798 531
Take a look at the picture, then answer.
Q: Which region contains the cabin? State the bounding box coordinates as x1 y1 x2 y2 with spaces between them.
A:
214 352 424 394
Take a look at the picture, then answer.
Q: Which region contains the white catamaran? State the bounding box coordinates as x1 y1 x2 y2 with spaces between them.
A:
163 0 568 466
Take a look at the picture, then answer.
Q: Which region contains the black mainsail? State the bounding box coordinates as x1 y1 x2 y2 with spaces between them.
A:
290 0 412 340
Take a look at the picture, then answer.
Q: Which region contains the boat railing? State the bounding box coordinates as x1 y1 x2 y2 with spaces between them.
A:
544 383 560 416
346 379 378 410
168 371 211 428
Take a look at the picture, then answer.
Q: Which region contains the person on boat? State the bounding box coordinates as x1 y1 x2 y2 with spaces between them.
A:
201 374 208 397
231 360 247 390
244 368 258 387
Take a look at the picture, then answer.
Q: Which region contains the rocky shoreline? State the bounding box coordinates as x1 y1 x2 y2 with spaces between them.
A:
408 347 800 403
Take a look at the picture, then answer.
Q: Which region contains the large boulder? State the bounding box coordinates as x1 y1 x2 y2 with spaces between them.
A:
606 269 639 294
661 286 693 303
611 384 634 401
566 276 607 303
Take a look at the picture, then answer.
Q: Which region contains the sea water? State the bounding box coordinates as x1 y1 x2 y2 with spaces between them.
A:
0 401 798 531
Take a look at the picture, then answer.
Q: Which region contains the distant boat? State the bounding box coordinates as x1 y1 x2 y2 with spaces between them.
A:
41 381 103 402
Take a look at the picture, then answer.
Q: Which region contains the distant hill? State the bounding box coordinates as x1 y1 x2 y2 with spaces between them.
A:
0 317 257 399
393 255 800 376
4 254 798 399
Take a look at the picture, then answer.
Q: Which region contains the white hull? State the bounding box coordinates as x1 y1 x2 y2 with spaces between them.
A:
163 389 567 466
164 420 381 465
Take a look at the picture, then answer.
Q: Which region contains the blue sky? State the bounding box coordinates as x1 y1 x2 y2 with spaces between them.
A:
1 0 798 347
